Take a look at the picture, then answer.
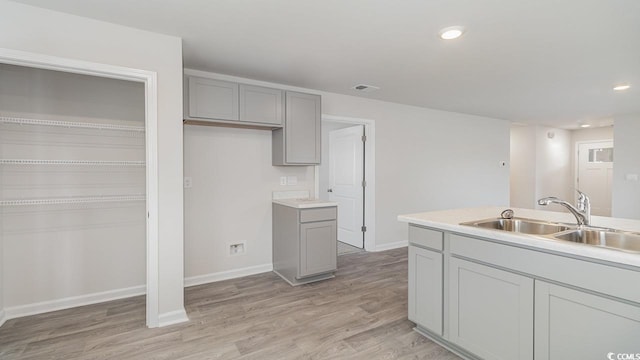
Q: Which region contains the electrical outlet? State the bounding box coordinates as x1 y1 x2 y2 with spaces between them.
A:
184 177 193 188
280 176 287 186
229 243 245 255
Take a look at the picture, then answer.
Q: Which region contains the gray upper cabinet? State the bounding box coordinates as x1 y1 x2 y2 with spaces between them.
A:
239 84 283 126
185 76 283 127
187 77 239 121
272 91 321 165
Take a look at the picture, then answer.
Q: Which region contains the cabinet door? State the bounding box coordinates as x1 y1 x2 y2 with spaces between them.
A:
285 91 321 164
535 281 640 360
449 257 534 360
188 77 239 120
239 84 283 125
299 220 336 278
408 246 443 335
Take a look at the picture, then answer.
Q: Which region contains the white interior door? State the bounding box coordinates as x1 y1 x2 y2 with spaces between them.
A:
329 125 364 248
577 141 613 216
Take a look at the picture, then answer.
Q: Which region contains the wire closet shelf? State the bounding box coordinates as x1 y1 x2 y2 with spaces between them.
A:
0 159 145 166
0 195 146 207
0 115 145 132
0 115 147 207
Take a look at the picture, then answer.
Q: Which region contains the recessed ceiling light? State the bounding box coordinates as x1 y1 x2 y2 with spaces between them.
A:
613 83 631 91
439 26 465 40
580 124 591 128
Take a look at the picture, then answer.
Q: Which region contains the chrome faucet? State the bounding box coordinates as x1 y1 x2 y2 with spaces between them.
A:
537 190 591 226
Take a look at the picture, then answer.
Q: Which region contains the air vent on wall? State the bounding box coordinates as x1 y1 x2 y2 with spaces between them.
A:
352 84 380 93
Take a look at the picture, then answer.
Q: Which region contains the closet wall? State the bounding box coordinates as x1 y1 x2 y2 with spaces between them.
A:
0 64 146 311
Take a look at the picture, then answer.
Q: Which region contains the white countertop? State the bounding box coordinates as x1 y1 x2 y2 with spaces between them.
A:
273 198 338 209
398 207 640 268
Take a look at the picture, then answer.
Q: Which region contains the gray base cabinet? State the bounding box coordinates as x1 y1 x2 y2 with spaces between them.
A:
405 226 640 360
272 91 321 165
273 203 337 286
408 246 443 336
408 225 444 336
534 281 640 360
449 257 534 360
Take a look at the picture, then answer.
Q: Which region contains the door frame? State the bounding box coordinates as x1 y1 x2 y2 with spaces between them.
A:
0 47 160 327
316 114 376 252
573 139 613 204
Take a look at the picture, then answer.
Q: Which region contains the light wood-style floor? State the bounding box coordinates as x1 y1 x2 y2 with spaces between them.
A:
0 248 459 359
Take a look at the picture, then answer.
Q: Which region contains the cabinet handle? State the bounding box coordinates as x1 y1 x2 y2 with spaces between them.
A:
327 189 333 192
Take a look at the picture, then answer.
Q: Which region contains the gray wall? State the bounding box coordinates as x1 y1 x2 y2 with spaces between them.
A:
510 125 573 212
612 116 640 219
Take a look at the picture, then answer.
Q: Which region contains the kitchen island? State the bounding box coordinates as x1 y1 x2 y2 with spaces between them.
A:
398 207 640 360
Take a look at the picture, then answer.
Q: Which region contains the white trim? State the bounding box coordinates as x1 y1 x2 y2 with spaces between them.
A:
184 264 273 287
0 47 162 328
375 240 408 252
0 310 6 328
144 64 160 329
3 285 145 321
158 309 189 327
319 114 377 252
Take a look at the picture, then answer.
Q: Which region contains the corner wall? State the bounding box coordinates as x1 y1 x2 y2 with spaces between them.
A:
612 115 640 219
510 125 537 208
0 2 185 324
509 125 572 211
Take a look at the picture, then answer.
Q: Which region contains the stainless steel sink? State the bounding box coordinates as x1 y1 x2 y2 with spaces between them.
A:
552 229 640 253
461 218 574 235
462 215 640 254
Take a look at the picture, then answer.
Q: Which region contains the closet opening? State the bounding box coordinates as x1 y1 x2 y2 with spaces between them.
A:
0 49 159 328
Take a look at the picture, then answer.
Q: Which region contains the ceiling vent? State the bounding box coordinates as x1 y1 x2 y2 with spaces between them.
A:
352 84 380 93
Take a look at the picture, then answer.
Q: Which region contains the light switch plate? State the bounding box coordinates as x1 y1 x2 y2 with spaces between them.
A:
287 176 298 185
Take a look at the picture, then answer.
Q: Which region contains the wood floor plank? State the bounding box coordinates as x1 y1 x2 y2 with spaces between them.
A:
0 247 459 359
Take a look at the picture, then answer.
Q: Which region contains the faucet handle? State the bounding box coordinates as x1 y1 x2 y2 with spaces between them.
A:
500 209 514 219
576 189 590 207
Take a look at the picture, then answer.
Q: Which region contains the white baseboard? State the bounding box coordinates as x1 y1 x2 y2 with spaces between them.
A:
0 309 6 328
158 309 189 327
374 240 408 252
3 285 145 321
184 263 273 288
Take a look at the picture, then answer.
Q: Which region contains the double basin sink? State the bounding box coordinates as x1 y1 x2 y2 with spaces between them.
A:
461 217 640 253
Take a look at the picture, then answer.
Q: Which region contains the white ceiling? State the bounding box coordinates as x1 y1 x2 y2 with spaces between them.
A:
10 0 640 128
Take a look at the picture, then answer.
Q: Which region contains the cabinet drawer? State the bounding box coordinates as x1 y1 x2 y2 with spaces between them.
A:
409 225 443 251
300 207 336 223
